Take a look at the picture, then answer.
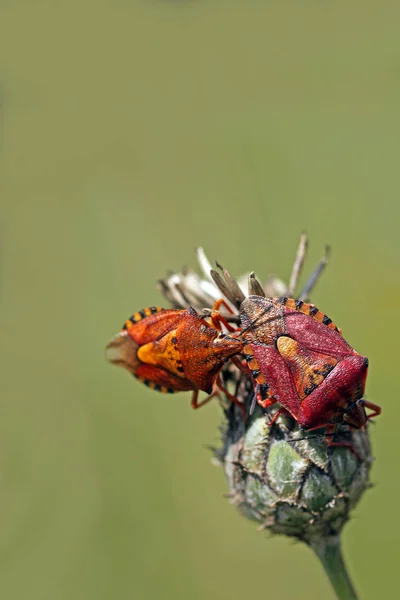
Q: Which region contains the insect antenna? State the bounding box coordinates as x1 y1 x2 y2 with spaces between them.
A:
286 431 337 443
236 305 281 339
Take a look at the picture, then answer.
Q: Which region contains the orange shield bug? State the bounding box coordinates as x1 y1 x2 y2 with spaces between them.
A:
106 303 244 414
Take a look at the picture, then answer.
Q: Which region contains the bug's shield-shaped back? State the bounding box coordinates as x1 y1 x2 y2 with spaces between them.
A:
177 308 242 394
276 336 337 400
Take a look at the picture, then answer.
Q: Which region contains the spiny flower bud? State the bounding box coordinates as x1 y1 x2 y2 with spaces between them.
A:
218 401 372 543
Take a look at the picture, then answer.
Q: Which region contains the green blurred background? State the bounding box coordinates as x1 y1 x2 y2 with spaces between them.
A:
1 2 399 599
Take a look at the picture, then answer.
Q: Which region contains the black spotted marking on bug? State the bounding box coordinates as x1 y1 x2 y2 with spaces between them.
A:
320 363 335 378
322 315 332 326
295 300 304 310
309 306 319 317
304 381 318 397
128 310 147 324
258 382 270 398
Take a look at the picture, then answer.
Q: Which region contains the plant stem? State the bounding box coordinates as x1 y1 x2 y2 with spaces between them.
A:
309 536 359 600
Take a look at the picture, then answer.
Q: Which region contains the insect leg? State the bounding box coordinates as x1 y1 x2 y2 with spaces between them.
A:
361 399 382 420
191 389 217 410
206 298 237 332
325 424 361 461
216 377 246 419
266 407 286 427
212 298 235 315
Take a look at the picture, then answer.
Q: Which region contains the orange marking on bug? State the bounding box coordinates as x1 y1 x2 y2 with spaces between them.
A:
276 336 337 400
285 298 297 310
299 303 311 315
255 372 267 385
133 311 142 322
144 307 153 317
137 329 185 379
257 379 277 407
248 359 259 371
287 300 339 331
243 344 253 355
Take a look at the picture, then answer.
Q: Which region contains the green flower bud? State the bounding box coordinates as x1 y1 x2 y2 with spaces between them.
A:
218 402 372 544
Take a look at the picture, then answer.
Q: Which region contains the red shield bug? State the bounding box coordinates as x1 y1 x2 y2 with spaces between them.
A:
239 295 381 431
106 302 245 414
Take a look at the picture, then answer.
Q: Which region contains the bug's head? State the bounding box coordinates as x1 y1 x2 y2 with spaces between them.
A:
341 357 369 429
105 331 141 374
342 400 367 429
212 331 243 359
